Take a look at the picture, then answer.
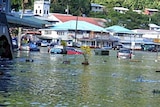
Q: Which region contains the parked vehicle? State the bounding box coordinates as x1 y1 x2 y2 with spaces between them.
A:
12 38 18 51
101 46 112 50
29 43 40 51
117 48 132 59
19 43 40 51
48 45 64 54
35 40 42 46
66 47 83 55
48 45 83 54
113 44 123 50
41 40 49 47
19 44 30 51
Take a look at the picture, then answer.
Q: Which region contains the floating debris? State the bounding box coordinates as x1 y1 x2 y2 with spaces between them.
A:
0 71 4 75
25 59 34 62
130 60 141 62
152 89 160 94
62 60 70 64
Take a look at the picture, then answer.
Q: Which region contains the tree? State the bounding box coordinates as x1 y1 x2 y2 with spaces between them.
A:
50 0 91 16
81 46 91 65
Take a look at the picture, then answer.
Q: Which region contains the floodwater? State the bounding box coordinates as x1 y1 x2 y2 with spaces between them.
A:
1 47 160 107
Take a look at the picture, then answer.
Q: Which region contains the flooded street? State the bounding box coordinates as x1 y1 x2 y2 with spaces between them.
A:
1 47 160 107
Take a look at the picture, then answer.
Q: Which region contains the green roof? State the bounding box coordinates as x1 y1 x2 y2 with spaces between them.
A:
50 20 107 32
105 25 133 34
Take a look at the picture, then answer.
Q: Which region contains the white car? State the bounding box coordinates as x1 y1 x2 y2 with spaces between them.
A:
41 41 49 47
117 48 132 59
19 44 30 51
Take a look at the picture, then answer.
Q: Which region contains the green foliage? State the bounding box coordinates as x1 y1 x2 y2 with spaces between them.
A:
11 0 160 29
11 0 34 11
104 9 150 29
51 0 91 16
61 40 67 47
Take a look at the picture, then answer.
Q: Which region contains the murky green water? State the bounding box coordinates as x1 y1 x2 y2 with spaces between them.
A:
1 48 160 107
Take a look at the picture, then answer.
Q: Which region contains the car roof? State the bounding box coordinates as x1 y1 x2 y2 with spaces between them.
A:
119 48 130 50
119 48 131 52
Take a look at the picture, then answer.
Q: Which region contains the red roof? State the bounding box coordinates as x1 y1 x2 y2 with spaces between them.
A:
53 13 106 27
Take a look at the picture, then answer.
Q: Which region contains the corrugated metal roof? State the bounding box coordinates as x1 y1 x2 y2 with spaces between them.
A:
50 20 107 32
91 3 104 7
6 14 49 28
53 13 106 27
105 25 133 34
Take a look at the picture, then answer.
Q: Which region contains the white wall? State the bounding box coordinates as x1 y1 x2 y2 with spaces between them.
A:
40 29 58 39
34 0 50 17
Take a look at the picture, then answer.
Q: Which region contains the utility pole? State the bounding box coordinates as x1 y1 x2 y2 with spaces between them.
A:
18 0 25 48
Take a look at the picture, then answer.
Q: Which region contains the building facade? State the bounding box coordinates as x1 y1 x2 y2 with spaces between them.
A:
34 0 50 17
0 0 11 13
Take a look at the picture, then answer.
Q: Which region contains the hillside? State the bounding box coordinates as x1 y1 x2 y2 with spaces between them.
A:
12 0 160 11
11 0 160 29
91 0 160 10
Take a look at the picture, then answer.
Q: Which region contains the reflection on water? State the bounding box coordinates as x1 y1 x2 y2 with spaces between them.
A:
0 49 160 106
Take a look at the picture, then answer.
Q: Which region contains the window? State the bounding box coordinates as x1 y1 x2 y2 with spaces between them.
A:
35 10 37 14
40 10 41 14
57 32 64 35
44 10 45 14
44 30 51 35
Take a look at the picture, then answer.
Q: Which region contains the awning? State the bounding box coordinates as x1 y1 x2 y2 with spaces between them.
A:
6 14 49 28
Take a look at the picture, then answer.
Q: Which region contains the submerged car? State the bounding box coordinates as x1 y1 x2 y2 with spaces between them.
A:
117 48 132 59
48 45 64 54
66 47 83 55
113 44 123 50
29 43 40 51
41 40 49 47
19 43 40 51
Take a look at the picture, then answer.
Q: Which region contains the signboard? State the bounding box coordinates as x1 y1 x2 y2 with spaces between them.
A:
154 39 160 43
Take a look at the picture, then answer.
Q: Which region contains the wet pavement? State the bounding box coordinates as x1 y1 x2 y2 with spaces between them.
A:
0 48 160 107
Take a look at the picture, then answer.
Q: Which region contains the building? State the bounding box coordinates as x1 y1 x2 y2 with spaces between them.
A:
144 8 159 15
34 0 50 17
52 13 106 27
113 7 129 14
148 24 160 31
91 3 104 12
39 20 109 47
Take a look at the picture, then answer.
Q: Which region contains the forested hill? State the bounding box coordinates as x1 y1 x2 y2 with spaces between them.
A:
91 0 160 10
11 0 160 29
12 0 160 11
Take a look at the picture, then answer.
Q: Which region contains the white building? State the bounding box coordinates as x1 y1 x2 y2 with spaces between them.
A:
113 7 129 14
91 3 104 12
132 29 160 39
34 0 50 17
148 24 160 31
